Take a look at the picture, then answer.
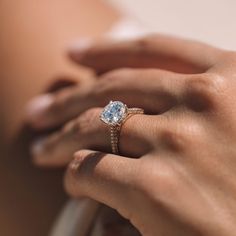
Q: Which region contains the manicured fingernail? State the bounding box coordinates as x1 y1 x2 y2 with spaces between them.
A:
69 38 93 59
31 138 46 156
26 94 54 121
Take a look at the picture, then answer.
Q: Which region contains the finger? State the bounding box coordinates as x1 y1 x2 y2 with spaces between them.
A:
69 34 223 74
25 70 96 130
45 77 77 93
31 108 157 167
26 84 89 130
64 149 141 215
25 77 78 132
26 68 184 129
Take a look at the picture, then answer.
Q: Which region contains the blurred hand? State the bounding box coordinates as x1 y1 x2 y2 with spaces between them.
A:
27 35 236 235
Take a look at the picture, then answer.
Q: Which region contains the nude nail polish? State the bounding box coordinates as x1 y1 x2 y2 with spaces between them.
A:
26 94 54 120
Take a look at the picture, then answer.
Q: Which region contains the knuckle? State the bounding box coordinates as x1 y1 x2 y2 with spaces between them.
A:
80 107 101 122
138 160 179 202
61 119 78 138
187 74 215 96
159 121 203 152
155 169 179 197
102 68 134 80
94 68 133 96
75 108 101 135
222 51 236 62
160 129 187 152
135 34 156 51
50 88 76 113
185 73 225 111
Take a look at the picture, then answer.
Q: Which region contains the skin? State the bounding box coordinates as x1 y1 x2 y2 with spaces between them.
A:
26 34 236 235
0 0 120 235
1 0 119 138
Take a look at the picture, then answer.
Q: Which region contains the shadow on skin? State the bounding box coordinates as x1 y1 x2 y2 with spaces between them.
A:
0 124 67 236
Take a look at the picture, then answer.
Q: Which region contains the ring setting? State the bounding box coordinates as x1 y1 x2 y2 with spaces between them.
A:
100 101 144 154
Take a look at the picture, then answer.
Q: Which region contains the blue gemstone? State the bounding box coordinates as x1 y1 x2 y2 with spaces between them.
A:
101 101 126 125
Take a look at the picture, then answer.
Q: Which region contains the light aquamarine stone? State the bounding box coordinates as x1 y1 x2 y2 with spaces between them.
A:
101 101 126 125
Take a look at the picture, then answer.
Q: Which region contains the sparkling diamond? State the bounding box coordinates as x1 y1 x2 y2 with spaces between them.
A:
100 101 127 125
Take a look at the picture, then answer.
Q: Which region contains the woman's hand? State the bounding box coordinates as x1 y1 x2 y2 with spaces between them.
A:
27 35 222 166
27 35 236 235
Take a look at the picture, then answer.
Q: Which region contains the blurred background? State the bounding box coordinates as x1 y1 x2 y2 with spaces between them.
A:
111 0 236 50
0 0 235 235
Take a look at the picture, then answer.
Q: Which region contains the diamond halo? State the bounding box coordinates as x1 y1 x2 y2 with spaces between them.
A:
100 100 144 154
100 101 128 126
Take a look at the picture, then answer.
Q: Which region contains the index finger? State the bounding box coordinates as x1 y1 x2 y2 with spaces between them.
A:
69 34 223 74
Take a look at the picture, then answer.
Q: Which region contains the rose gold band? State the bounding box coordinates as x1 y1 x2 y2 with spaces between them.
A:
110 108 144 154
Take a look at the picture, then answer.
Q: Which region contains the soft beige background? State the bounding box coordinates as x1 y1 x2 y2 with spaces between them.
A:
109 0 236 50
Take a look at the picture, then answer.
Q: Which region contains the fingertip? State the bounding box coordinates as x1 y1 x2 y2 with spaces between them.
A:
25 94 54 129
64 150 105 198
68 38 93 62
31 138 45 155
30 138 48 166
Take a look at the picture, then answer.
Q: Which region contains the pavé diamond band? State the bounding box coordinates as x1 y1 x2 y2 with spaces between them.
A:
100 101 144 154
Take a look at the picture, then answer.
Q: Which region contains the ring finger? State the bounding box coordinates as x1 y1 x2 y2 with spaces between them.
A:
31 107 169 167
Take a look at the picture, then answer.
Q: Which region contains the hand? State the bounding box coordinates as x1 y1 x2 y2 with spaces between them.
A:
27 35 222 166
27 35 236 235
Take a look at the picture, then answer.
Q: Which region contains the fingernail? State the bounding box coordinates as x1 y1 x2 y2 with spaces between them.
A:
31 138 46 156
69 38 93 59
69 154 83 171
70 159 81 171
26 94 54 121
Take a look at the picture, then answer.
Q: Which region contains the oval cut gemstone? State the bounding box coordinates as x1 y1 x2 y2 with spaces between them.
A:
101 101 127 125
